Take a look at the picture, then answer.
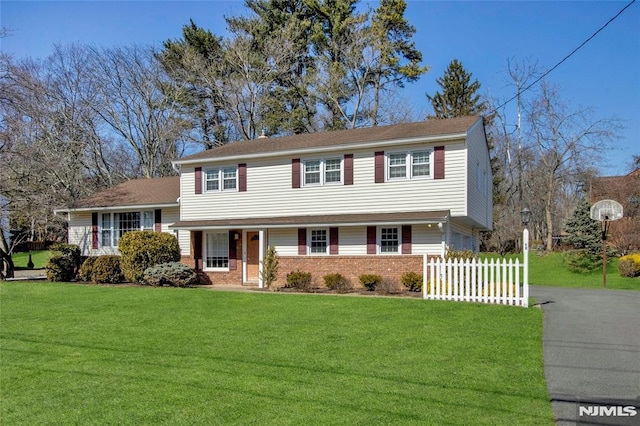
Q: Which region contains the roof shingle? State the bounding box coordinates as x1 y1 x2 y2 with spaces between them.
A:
176 116 481 163
69 176 179 210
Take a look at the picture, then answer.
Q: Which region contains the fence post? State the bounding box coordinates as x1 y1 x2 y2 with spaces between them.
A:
423 253 427 300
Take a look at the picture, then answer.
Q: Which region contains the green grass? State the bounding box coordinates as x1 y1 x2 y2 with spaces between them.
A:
10 250 50 269
0 282 554 425
481 252 639 290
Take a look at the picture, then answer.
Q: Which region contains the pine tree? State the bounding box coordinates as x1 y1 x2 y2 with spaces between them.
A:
564 199 602 255
427 59 485 118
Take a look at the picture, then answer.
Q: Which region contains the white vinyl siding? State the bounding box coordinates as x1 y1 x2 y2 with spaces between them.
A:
465 121 492 230
268 226 444 258
179 142 467 223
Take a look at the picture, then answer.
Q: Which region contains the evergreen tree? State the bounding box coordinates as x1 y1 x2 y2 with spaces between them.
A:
369 0 427 125
564 199 602 255
427 59 485 118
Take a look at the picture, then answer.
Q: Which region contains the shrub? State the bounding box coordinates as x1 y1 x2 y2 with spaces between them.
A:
445 249 477 261
46 255 76 282
618 253 640 277
91 255 123 284
45 243 82 282
401 271 423 292
285 271 312 291
359 274 382 291
376 278 402 294
260 246 280 290
118 231 181 283
563 249 601 274
78 257 98 282
142 262 197 287
323 273 352 293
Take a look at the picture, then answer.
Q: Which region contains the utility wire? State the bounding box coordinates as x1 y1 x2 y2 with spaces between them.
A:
486 0 637 117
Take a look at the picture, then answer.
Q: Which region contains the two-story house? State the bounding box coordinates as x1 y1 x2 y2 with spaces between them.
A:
59 116 492 288
171 116 492 287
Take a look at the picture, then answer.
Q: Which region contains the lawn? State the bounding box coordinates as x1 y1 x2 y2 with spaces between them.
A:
481 252 639 290
10 250 50 269
0 282 554 425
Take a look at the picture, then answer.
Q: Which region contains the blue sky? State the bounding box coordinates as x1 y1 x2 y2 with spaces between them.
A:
2 0 638 175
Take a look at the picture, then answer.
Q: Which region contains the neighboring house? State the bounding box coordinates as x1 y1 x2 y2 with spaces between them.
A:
56 177 180 256
171 116 492 287
589 168 640 252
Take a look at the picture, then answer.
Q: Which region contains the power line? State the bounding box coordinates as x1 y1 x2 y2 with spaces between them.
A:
486 0 637 117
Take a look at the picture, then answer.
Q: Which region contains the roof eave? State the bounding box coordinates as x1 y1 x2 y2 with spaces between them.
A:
55 202 180 215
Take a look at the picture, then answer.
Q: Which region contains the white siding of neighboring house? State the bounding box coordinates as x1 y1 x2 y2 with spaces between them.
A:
179 140 469 223
465 120 493 230
68 206 181 256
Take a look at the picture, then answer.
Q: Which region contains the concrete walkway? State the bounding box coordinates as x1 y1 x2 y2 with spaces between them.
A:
530 286 640 425
6 269 47 280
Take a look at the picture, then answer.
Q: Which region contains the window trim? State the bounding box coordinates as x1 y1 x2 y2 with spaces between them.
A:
99 210 154 248
301 157 343 187
204 166 239 193
308 228 329 255
386 150 434 181
378 226 400 254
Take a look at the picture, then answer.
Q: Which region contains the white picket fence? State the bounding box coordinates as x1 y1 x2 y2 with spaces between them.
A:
422 255 529 307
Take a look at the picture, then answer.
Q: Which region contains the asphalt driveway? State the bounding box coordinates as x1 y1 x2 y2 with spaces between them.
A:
530 286 640 425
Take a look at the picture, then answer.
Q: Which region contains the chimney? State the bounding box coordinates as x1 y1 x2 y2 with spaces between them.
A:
257 128 268 139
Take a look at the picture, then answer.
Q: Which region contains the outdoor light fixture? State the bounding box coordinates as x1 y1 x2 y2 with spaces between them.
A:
520 207 531 227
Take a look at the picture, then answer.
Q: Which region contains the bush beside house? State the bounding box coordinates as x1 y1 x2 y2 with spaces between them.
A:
118 231 181 283
46 244 82 282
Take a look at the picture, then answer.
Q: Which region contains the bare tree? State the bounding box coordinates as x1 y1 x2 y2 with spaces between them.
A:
89 45 189 178
525 81 621 250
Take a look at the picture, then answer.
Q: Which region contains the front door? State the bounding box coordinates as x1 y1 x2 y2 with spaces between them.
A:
246 232 260 282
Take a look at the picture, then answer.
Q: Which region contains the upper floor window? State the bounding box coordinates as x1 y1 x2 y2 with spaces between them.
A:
303 158 342 186
205 167 237 192
387 150 432 181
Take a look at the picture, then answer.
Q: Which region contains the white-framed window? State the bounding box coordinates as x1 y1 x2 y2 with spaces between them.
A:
379 227 400 253
205 167 237 192
205 232 229 270
304 160 321 185
100 210 154 247
309 228 328 254
303 158 342 186
412 151 431 177
101 213 112 248
387 150 433 180
324 159 342 183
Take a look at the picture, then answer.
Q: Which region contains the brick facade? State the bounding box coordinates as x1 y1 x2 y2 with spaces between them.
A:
181 254 432 288
277 255 426 288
